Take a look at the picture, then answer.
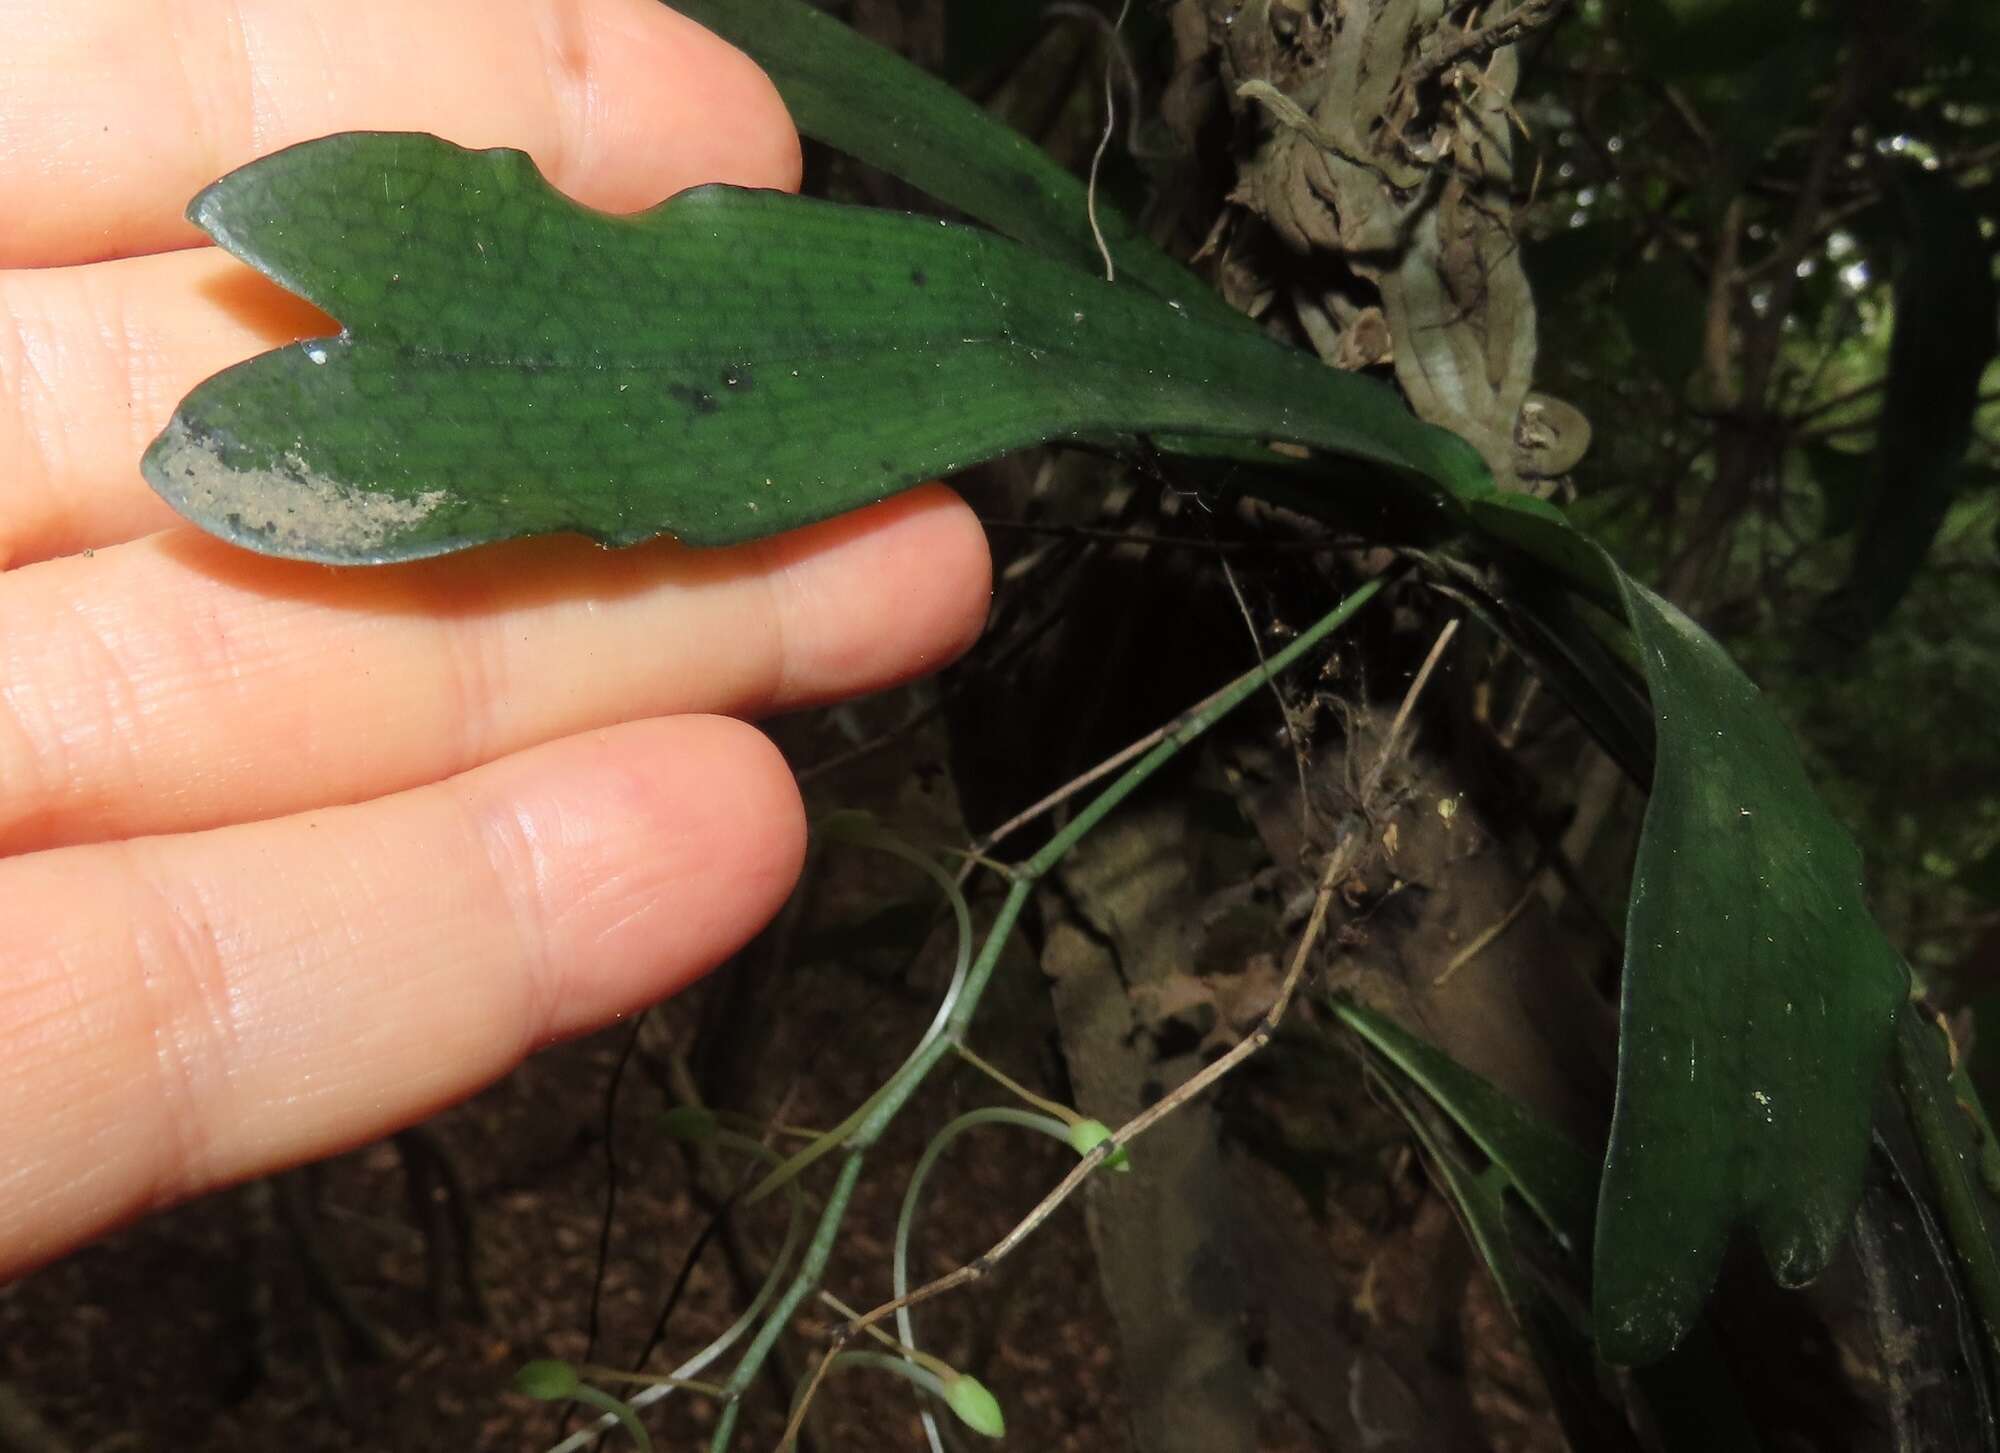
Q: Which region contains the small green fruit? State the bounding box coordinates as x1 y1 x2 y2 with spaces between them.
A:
513 1359 580 1400
942 1372 1007 1438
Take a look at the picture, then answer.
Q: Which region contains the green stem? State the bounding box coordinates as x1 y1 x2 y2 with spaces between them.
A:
742 819 976 1205
954 1044 1080 1125
894 1108 1073 1452
822 1350 953 1403
570 1384 652 1452
707 576 1386 1447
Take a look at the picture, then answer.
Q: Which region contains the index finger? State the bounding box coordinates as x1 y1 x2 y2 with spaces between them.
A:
0 0 801 268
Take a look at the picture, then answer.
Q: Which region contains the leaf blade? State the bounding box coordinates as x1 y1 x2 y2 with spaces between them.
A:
669 0 1240 324
143 132 1485 562
1594 575 1909 1363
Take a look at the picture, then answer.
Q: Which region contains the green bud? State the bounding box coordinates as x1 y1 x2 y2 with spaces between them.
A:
942 1372 1007 1438
513 1359 580 1400
1067 1118 1131 1171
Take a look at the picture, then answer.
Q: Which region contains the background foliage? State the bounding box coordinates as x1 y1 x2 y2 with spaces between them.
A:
7 2 2000 1451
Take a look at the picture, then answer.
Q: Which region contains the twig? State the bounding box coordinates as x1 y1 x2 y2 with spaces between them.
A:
1219 553 1315 833
814 835 1362 1378
962 568 1410 879
1360 618 1461 805
1410 0 1570 87
1433 874 1540 986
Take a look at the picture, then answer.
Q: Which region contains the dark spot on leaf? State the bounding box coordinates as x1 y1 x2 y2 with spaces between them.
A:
910 267 927 288
1010 171 1040 200
721 365 754 391
670 384 719 415
879 459 896 474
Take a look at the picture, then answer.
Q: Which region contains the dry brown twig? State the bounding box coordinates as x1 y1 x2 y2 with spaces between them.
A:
1359 617 1461 807
1218 552 1316 835
1411 0 1570 88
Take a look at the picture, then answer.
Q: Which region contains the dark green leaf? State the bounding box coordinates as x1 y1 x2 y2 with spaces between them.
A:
1595 575 1909 1364
1326 995 1598 1248
1328 997 1764 1453
1436 567 1655 788
1359 1047 1644 1452
1821 173 1999 637
1865 1030 2000 1445
142 133 1486 562
670 0 1239 327
148 132 1919 1375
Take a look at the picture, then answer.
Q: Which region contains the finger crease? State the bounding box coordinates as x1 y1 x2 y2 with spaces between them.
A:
124 843 240 1203
457 786 562 1055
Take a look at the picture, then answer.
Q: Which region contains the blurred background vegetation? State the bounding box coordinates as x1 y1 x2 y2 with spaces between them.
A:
5 3 1998 1451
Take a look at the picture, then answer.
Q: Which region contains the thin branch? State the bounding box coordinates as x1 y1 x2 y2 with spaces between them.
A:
1219 552 1314 834
811 834 1362 1387
1411 0 1571 87
960 572 1404 877
1433 874 1540 986
1787 374 1885 428
1360 618 1461 805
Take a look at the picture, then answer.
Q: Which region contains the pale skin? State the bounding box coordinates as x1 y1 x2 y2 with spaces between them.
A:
0 0 992 1279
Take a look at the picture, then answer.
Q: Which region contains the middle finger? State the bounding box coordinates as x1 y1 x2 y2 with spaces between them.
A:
0 484 989 855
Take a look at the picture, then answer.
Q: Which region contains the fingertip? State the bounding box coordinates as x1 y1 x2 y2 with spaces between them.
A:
564 0 804 206
485 714 806 1044
646 4 805 194
759 484 994 706
0 0 807 266
915 485 998 666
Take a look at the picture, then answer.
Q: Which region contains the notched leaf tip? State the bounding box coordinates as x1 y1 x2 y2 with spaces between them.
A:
143 416 453 564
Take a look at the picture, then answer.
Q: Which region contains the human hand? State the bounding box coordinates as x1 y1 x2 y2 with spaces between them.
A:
0 0 990 1279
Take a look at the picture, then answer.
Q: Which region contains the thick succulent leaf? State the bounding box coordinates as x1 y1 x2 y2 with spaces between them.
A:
1427 565 1653 785
143 133 1485 562
670 0 1241 328
1594 575 1908 1363
1329 997 1764 1452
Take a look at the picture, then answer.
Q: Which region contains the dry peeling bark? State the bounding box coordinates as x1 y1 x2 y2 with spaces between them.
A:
1168 0 1587 489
